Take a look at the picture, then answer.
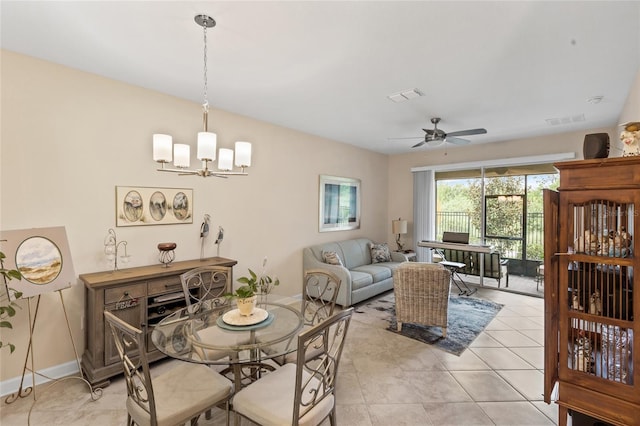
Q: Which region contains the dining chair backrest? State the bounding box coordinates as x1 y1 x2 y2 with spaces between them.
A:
302 269 342 326
104 310 158 424
105 310 234 426
232 308 354 425
293 307 353 424
180 266 230 314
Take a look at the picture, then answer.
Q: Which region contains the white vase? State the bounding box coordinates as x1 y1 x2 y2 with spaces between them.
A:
236 295 257 316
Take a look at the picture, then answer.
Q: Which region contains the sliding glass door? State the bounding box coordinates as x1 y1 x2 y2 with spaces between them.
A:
435 164 558 277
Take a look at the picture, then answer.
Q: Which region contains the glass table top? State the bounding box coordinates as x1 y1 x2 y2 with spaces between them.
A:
151 296 304 365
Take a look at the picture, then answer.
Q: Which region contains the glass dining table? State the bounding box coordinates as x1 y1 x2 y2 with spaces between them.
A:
151 296 304 391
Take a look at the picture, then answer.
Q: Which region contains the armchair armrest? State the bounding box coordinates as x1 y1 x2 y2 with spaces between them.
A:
391 251 410 262
302 248 352 306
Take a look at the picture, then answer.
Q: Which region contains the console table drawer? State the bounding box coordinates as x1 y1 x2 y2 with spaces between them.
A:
148 276 183 296
104 284 145 304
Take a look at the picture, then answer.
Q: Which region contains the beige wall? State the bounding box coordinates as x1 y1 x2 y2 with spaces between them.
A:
619 66 640 127
2 50 637 388
0 51 389 383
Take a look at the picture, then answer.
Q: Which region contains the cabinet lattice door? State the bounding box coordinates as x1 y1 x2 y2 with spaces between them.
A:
544 157 639 426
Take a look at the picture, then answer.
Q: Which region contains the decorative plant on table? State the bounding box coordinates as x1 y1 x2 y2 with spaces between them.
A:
0 250 23 353
226 257 279 315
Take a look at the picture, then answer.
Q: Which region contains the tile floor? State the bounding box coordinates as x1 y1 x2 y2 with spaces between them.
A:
1 287 569 425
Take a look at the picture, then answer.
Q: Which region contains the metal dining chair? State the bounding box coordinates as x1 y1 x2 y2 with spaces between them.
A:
271 269 342 365
104 311 233 426
232 308 354 426
180 266 231 314
180 266 249 376
301 269 343 326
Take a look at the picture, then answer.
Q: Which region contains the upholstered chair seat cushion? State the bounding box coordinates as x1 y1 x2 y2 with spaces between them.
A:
126 363 232 426
232 363 334 426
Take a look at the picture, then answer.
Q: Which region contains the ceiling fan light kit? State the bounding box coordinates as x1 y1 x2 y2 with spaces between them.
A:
153 14 251 178
411 117 487 148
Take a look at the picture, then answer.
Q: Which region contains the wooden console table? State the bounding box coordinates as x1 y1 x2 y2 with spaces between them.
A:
80 257 237 387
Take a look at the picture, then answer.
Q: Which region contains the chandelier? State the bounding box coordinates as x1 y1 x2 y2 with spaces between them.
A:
152 14 251 178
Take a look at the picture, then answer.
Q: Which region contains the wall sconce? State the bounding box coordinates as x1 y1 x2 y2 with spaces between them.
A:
392 218 408 251
104 228 130 271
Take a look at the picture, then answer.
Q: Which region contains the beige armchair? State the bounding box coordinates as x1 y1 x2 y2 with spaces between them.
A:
393 262 452 336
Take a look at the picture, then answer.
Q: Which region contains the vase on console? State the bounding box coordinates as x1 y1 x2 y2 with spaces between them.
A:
158 242 176 267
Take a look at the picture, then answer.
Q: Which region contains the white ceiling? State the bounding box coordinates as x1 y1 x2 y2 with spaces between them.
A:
2 1 639 155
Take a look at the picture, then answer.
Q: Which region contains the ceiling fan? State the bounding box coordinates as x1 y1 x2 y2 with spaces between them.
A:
407 117 487 148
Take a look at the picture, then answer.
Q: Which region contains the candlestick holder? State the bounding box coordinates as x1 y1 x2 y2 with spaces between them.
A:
104 228 130 272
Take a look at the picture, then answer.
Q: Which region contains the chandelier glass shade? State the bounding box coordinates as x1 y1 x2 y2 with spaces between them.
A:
153 14 251 178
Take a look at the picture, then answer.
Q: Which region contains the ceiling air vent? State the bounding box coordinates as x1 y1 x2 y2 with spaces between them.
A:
388 88 424 103
545 114 585 126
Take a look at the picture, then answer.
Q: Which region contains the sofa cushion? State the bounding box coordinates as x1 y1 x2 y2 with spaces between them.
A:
349 270 374 291
351 264 393 282
322 250 343 266
337 239 371 269
370 242 392 263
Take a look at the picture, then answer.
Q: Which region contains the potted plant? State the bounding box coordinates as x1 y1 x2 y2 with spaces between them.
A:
226 259 279 316
1 250 23 353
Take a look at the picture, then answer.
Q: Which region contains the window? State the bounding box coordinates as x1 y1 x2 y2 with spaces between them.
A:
435 164 559 276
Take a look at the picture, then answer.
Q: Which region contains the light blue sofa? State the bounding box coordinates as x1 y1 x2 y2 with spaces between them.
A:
302 238 410 307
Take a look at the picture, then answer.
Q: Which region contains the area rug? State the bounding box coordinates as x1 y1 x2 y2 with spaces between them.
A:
354 292 503 356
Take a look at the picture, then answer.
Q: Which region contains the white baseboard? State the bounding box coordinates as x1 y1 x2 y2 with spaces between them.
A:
0 360 80 398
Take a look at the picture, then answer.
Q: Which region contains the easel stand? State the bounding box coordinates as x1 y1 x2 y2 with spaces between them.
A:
3 290 103 423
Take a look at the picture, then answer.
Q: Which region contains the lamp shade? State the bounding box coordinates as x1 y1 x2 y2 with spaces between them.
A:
218 148 233 171
234 141 252 167
392 219 408 235
174 144 190 168
197 132 217 161
153 134 173 162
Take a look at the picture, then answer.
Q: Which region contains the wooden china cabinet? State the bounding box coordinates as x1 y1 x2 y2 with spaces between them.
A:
543 157 639 426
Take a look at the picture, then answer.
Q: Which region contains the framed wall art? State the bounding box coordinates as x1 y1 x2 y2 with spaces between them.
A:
116 186 193 227
0 226 76 300
319 175 361 232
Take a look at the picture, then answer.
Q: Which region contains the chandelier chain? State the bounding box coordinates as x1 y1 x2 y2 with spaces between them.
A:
203 25 208 109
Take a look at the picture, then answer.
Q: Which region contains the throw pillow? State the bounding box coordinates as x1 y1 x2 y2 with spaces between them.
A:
322 251 343 266
370 243 392 263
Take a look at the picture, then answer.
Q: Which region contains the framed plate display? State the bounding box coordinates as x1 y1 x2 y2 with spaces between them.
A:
116 186 193 227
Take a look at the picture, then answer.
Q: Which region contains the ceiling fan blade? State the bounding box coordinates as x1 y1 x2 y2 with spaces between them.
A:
447 128 487 137
445 137 471 145
411 140 426 148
